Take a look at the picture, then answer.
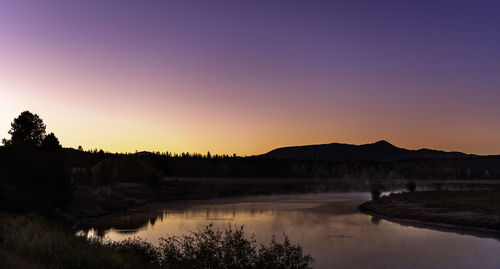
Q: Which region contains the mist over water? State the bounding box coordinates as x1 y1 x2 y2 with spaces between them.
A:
80 193 500 269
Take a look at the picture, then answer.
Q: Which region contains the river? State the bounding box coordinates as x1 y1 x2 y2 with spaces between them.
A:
77 192 500 268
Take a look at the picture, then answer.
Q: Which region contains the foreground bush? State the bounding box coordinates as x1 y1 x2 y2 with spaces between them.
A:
0 214 313 269
155 224 313 269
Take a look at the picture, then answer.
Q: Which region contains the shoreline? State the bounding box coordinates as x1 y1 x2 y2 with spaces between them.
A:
359 207 500 239
359 190 500 233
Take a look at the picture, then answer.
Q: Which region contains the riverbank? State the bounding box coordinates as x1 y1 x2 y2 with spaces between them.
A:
359 190 500 231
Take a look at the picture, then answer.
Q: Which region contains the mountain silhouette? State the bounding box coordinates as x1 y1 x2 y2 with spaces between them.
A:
262 140 475 161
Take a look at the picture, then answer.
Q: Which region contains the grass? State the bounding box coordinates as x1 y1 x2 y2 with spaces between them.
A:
359 190 500 230
0 213 313 269
0 214 155 269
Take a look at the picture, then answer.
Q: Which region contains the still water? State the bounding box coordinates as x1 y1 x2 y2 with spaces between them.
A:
79 193 500 268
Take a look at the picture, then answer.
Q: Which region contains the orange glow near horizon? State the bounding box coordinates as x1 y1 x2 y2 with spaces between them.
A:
2 1 500 156
1 56 499 156
2 79 499 156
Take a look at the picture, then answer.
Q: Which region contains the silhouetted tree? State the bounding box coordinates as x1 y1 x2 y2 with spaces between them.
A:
2 111 46 147
0 111 72 213
41 133 62 152
370 185 381 200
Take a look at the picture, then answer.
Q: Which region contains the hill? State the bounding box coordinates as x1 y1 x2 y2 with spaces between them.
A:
262 140 476 161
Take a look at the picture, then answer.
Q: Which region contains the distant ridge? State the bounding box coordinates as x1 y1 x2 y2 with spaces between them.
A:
262 140 476 161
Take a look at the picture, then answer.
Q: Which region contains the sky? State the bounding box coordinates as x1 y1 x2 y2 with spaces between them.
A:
1 0 500 155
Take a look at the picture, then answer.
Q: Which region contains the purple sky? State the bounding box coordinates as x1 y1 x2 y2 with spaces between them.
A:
1 0 500 155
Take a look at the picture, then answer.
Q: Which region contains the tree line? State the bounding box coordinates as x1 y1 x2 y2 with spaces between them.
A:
1 111 499 214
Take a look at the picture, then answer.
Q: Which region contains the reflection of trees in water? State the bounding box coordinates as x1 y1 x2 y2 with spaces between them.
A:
78 197 369 242
162 206 278 221
116 229 141 235
77 202 313 237
77 211 163 236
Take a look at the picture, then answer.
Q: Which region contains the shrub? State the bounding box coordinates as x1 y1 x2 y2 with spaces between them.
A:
257 234 313 269
370 186 381 200
406 181 416 192
156 224 313 269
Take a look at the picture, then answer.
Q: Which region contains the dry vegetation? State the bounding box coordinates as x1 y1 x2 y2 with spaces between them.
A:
360 190 500 230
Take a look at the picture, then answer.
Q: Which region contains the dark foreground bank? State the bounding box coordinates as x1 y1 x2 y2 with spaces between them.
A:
359 190 500 231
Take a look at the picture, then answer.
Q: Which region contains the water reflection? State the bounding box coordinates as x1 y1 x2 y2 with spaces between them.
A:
77 193 500 269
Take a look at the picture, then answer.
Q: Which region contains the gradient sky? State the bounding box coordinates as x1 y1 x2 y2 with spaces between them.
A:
1 0 500 155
